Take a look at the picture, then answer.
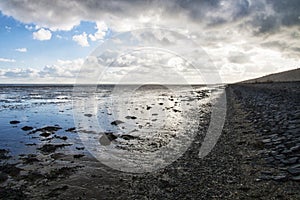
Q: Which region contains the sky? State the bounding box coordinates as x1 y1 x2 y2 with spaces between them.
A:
0 0 299 84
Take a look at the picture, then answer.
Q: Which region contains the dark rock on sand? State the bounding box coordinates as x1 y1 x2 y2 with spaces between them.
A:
84 114 93 117
54 135 68 140
0 164 21 177
50 153 66 160
73 154 85 159
38 143 71 153
21 126 33 131
40 132 51 137
111 120 124 126
120 134 139 140
25 143 36 146
0 149 11 160
47 185 69 198
99 132 118 146
65 127 76 132
31 125 62 134
125 116 137 120
0 188 27 199
9 120 20 124
21 154 39 164
146 105 152 110
76 147 85 150
46 166 78 180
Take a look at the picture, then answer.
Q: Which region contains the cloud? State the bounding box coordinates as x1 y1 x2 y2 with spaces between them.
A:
0 58 84 83
72 32 89 47
24 25 34 30
0 58 16 62
228 51 251 64
0 0 299 32
15 48 27 52
1 68 38 78
89 21 108 41
0 0 299 83
33 28 52 40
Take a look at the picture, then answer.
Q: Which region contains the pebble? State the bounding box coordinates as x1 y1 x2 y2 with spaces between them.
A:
287 168 300 175
21 126 33 131
10 120 20 124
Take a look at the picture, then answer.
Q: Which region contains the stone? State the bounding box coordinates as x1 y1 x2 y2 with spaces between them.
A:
287 168 300 175
262 139 271 143
40 132 51 137
9 120 20 124
111 120 124 126
65 127 76 132
272 175 287 181
73 154 84 159
290 145 300 152
21 126 33 131
0 172 8 183
292 175 300 181
274 154 286 160
125 116 137 120
120 134 138 140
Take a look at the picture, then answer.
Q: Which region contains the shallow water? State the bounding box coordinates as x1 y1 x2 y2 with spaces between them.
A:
0 84 223 171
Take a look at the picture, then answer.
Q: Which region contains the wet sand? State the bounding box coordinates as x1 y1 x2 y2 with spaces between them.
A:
1 82 300 199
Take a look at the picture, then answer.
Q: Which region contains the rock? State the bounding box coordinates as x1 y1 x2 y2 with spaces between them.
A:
38 144 71 153
76 147 85 150
290 145 300 152
65 127 76 132
105 132 118 141
272 175 287 181
0 149 11 159
21 154 39 164
259 175 271 180
125 116 137 120
40 132 51 137
99 135 111 146
51 153 65 160
25 143 36 146
120 134 138 140
111 120 124 126
84 114 93 117
99 132 118 146
287 167 300 175
21 126 33 131
0 172 8 183
73 154 85 159
146 106 152 110
274 154 286 160
30 126 62 134
292 175 300 181
46 167 77 180
0 164 21 177
54 135 68 140
9 120 20 124
262 139 271 143
173 109 181 113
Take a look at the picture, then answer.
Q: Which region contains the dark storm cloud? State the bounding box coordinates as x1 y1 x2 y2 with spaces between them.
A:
0 0 299 32
267 0 300 26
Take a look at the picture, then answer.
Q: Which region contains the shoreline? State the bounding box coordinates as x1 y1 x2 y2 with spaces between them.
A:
0 82 299 199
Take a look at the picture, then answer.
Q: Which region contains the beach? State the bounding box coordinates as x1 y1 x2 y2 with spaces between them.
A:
0 82 299 199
